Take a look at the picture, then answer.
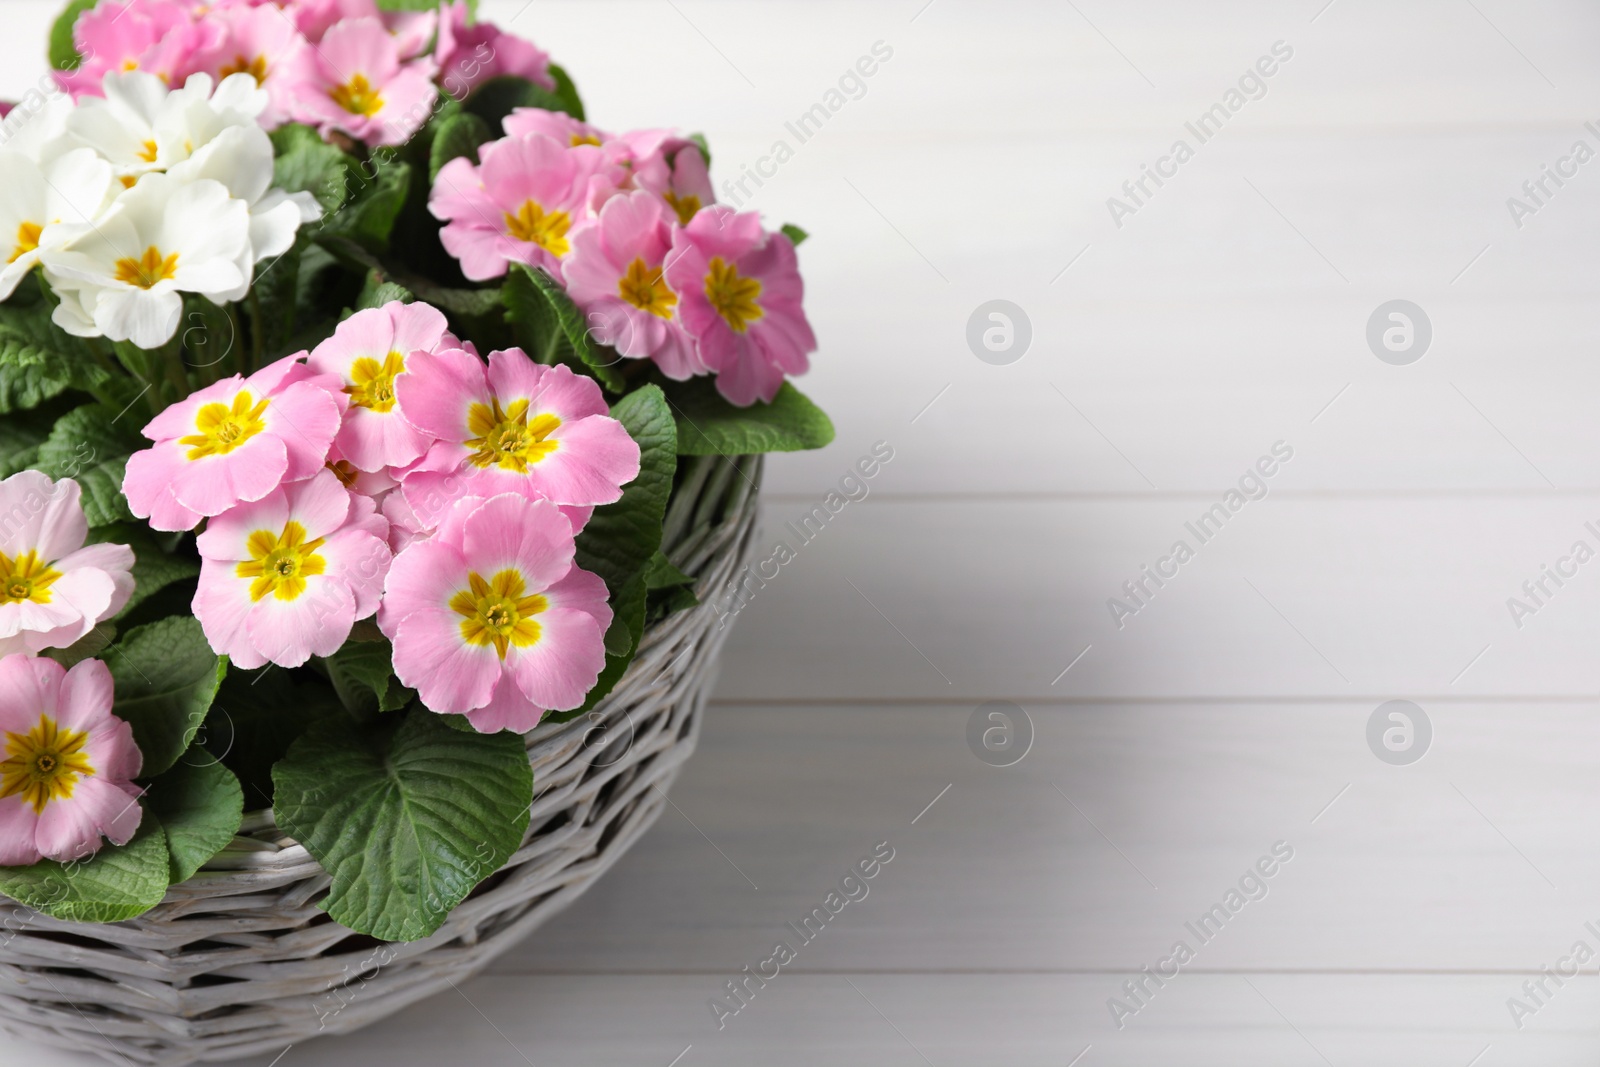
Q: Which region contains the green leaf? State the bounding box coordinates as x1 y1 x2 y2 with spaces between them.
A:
0 355 73 412
379 0 473 11
179 295 237 376
107 617 226 779
321 159 412 255
644 550 695 590
252 236 306 360
89 522 200 621
663 378 834 455
464 75 574 130
644 549 699 623
41 622 115 670
324 636 415 714
555 385 676 716
503 264 624 391
272 123 356 215
205 666 342 809
406 278 503 318
34 403 146 526
0 407 55 477
429 110 491 183
0 817 170 923
548 64 585 121
780 223 809 247
0 294 120 412
145 755 244 883
272 708 532 941
352 272 414 314
48 0 97 71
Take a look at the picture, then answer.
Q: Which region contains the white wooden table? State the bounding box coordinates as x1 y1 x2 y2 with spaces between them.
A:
6 0 1600 1062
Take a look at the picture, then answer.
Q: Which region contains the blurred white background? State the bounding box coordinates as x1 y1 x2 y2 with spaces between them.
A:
6 0 1600 1063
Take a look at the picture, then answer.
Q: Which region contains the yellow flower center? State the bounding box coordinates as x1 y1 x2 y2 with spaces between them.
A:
0 716 94 815
570 133 602 147
0 549 61 605
344 350 405 413
330 73 384 117
450 569 548 659
137 139 159 164
617 257 677 319
503 199 571 256
663 191 701 226
704 256 763 333
219 53 268 84
465 397 561 472
179 390 270 460
235 520 327 602
9 221 41 264
113 245 179 289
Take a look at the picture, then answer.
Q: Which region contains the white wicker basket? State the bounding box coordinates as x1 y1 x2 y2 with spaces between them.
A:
0 456 761 1065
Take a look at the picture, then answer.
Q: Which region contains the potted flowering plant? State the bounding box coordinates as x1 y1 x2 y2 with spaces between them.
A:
0 0 829 970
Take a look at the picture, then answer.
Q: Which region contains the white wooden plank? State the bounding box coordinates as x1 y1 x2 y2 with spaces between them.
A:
498 702 1600 975
713 496 1600 701
480 0 1600 133
8 973 1594 1067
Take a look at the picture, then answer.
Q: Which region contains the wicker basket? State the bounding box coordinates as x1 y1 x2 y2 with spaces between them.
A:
0 455 761 1066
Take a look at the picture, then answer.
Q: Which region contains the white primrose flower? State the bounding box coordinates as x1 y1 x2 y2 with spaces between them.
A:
41 173 250 349
0 92 76 165
168 124 321 301
0 147 118 300
66 71 268 182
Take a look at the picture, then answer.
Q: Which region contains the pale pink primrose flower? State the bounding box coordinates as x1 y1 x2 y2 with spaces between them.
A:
382 8 439 59
123 354 344 531
564 191 705 381
57 0 194 100
378 493 611 732
395 348 640 528
436 1 554 96
193 469 391 669
182 4 309 128
0 473 133 659
664 206 816 406
501 108 608 148
0 656 143 868
280 16 438 147
627 135 715 226
429 131 625 282
325 442 399 501
281 0 378 41
378 476 592 554
306 300 453 473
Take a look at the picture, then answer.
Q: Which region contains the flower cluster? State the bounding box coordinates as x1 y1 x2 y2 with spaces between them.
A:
432 113 815 405
0 473 140 867
124 300 638 733
0 0 830 919
58 0 548 147
0 69 318 348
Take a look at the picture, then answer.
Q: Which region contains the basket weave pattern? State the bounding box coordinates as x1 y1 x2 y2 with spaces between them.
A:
0 457 760 1065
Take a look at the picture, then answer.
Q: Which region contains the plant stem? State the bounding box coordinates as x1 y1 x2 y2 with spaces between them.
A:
227 303 248 378
247 291 265 372
162 337 189 401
